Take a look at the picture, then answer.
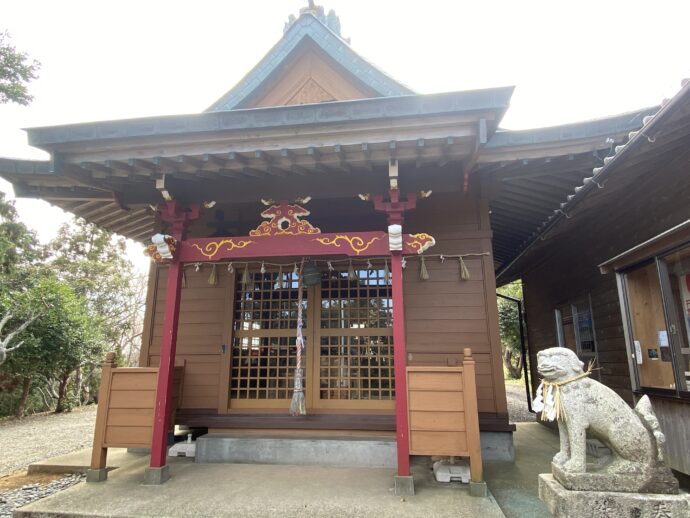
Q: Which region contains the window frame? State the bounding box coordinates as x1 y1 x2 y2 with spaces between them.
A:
554 294 599 360
617 244 690 399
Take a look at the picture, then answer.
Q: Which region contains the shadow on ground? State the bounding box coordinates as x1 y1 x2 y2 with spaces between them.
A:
485 422 558 518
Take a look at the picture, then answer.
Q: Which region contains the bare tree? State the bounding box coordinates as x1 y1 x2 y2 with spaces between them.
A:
0 313 36 365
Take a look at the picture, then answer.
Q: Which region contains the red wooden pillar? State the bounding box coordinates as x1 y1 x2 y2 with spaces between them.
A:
146 202 199 484
149 258 183 470
373 186 417 490
391 250 410 477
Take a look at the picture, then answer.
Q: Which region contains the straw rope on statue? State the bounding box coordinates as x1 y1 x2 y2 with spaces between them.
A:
289 258 307 416
532 361 596 422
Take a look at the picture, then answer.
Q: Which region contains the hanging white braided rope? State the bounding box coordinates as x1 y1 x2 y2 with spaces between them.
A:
289 258 307 416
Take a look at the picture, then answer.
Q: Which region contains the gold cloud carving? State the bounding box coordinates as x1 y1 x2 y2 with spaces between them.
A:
314 235 381 255
191 239 254 259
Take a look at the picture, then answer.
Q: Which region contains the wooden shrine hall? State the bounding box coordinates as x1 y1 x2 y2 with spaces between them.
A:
0 2 661 494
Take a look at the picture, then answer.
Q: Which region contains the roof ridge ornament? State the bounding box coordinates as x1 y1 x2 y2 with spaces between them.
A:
284 1 344 39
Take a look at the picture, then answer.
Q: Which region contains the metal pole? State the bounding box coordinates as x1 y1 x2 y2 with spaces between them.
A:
496 293 533 413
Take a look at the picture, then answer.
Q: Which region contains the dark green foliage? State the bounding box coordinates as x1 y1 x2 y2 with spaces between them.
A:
0 191 38 283
0 191 144 417
0 31 40 106
1 278 104 412
47 219 145 362
497 281 524 379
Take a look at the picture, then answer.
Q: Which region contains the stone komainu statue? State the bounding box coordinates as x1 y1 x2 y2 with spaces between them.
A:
534 347 679 494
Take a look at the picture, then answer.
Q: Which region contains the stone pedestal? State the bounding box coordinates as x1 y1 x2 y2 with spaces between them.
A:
539 474 690 518
552 461 679 495
85 468 108 483
143 465 170 485
394 475 414 496
469 480 488 497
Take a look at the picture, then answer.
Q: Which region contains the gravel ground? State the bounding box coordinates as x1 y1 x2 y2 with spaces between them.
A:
0 474 84 518
0 406 96 476
505 382 536 423
0 407 96 517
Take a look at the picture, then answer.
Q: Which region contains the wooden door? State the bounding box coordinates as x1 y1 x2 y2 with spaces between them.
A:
228 267 313 409
311 263 395 411
226 264 395 412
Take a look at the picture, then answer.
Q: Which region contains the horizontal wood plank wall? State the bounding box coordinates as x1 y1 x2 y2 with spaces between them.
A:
406 359 483 482
104 368 157 447
523 254 635 403
408 368 468 455
405 194 509 429
90 363 184 474
145 266 229 410
138 261 158 367
521 164 690 406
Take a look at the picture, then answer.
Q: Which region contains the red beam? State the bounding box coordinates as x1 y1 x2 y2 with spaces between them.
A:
179 231 435 262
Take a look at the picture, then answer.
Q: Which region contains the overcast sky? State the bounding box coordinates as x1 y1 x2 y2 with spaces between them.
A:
1 0 689 271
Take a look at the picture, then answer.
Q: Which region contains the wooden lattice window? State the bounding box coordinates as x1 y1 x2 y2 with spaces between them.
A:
230 270 307 402
318 266 394 402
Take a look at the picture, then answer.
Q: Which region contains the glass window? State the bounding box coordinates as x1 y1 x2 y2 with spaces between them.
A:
555 296 597 359
573 298 597 357
555 306 576 352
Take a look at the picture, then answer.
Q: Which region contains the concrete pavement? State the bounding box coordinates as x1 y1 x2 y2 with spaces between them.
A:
19 422 561 517
485 422 559 518
18 452 505 517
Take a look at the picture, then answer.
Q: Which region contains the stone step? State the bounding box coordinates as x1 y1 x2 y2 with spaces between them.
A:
195 435 397 468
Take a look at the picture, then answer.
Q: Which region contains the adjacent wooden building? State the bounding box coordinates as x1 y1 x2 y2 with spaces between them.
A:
497 80 690 478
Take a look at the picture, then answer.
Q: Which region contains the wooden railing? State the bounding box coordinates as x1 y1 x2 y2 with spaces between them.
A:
89 353 184 479
406 348 482 483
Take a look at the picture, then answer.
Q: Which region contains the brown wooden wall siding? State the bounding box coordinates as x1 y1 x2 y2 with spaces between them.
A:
138 194 509 430
405 196 508 419
104 369 157 447
521 163 690 406
141 266 232 410
408 369 468 455
523 248 635 404
90 362 184 472
650 398 690 475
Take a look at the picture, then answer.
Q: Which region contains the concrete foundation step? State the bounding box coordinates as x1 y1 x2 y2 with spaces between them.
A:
195 434 397 468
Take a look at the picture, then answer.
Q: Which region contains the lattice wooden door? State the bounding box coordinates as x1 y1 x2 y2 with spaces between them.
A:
228 264 394 411
230 268 313 409
312 264 395 410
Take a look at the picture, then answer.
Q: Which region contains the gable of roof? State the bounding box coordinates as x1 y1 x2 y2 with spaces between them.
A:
236 39 380 109
205 11 413 112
